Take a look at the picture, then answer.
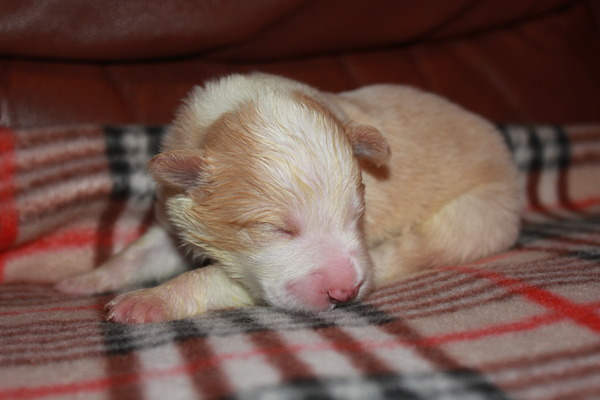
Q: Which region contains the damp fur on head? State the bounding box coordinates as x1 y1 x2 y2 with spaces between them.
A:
159 92 363 248
149 77 379 307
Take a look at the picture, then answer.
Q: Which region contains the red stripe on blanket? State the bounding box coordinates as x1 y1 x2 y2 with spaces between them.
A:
0 303 104 317
317 325 396 373
566 196 600 211
1 228 141 261
248 330 317 382
0 227 143 282
0 128 18 281
447 265 600 333
524 196 600 214
0 373 141 400
177 335 231 399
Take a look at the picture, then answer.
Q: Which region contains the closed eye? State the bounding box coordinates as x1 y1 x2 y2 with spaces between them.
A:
259 222 299 239
275 226 297 237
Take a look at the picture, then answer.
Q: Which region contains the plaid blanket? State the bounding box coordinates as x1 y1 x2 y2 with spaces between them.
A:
0 124 599 400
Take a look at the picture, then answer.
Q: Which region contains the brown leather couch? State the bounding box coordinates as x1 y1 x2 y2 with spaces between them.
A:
0 0 598 128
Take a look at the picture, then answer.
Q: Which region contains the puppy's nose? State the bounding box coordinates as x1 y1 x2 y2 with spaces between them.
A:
327 284 361 304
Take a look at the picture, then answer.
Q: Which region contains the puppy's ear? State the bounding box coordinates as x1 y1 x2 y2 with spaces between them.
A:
148 150 207 190
346 124 391 167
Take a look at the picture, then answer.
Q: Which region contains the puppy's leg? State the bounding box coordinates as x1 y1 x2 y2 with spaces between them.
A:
56 225 188 294
106 264 255 323
373 183 521 285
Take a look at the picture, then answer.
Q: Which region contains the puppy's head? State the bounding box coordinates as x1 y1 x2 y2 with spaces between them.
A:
150 87 390 312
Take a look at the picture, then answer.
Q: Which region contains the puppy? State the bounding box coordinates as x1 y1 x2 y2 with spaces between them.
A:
57 73 522 323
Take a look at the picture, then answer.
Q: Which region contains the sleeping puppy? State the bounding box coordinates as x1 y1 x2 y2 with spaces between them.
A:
57 73 522 323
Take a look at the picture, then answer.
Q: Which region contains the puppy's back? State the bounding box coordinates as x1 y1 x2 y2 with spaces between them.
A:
325 84 522 281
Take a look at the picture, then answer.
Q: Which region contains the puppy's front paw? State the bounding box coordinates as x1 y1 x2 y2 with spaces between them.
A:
106 290 171 324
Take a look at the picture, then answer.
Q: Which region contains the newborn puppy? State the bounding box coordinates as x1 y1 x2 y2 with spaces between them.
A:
57 73 522 323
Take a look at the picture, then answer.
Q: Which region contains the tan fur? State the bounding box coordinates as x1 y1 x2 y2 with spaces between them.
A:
56 73 522 323
321 85 522 283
